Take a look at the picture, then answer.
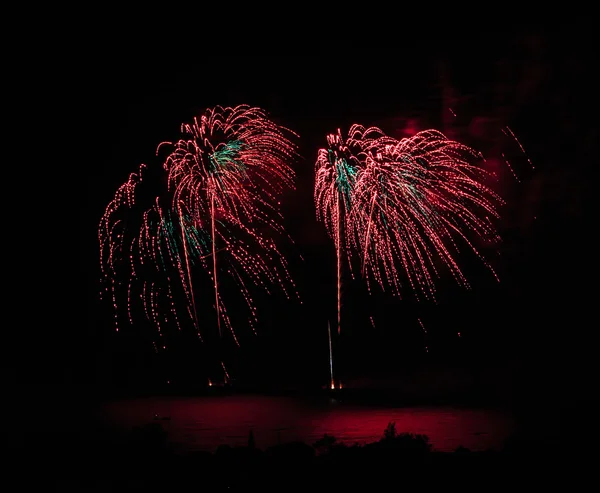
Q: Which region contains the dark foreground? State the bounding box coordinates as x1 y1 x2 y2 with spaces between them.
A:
3 410 596 491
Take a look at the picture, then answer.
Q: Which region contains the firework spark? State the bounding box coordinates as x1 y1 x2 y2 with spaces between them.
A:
100 105 300 349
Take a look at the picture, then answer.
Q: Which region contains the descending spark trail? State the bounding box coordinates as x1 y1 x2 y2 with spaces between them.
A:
221 361 230 383
178 206 200 332
418 318 429 353
100 105 300 355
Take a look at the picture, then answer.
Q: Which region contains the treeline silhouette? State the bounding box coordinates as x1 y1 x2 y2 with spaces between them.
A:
4 416 581 491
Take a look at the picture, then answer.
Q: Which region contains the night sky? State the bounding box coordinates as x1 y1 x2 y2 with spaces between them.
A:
13 18 596 407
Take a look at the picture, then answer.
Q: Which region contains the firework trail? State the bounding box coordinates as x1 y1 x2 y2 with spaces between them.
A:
328 320 334 389
314 125 396 335
100 105 300 350
158 105 300 343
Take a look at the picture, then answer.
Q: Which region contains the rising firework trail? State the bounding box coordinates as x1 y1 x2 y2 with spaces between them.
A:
328 320 334 390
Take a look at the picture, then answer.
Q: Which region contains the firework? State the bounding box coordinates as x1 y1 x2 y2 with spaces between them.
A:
351 128 503 301
100 105 300 349
315 126 503 336
158 104 300 344
314 125 396 335
98 163 200 341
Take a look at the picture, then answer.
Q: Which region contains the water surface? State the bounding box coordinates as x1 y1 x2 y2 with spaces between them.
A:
101 394 513 452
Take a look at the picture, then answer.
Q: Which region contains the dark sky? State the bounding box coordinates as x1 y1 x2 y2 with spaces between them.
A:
14 18 596 403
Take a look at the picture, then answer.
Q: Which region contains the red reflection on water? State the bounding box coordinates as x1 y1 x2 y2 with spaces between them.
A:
102 395 513 453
